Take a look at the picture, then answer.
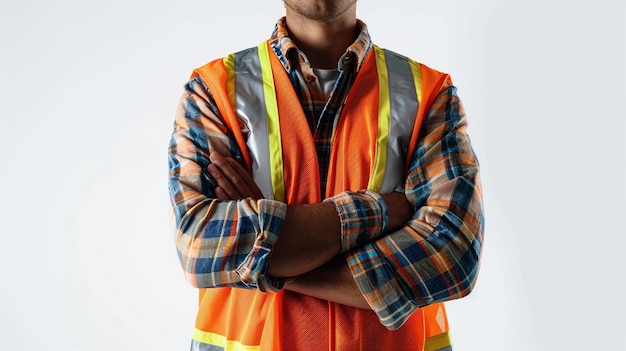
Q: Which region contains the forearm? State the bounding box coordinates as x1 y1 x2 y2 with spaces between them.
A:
266 202 341 278
365 175 483 302
284 255 370 310
171 194 288 289
267 191 410 278
204 152 345 279
171 74 370 292
345 84 484 330
207 149 412 281
170 76 287 290
171 172 339 288
173 170 399 289
347 178 483 329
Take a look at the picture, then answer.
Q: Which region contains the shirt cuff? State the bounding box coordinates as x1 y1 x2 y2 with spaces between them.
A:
235 199 288 292
324 190 387 253
346 244 419 330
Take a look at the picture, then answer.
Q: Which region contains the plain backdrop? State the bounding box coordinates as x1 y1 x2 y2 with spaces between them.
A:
1 0 625 350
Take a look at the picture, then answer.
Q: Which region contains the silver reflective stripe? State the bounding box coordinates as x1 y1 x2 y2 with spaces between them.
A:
233 47 275 200
379 48 419 193
433 346 453 351
230 45 420 197
190 339 224 351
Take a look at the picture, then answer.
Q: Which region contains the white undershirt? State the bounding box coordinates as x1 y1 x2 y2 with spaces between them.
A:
313 67 340 100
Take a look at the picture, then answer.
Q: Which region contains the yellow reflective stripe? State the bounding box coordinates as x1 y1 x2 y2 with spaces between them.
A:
424 331 453 351
224 54 236 109
257 41 285 202
368 45 391 191
192 328 260 351
408 58 423 104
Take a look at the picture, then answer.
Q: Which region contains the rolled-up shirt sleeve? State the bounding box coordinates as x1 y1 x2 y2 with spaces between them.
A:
346 83 485 330
168 75 287 292
324 190 388 253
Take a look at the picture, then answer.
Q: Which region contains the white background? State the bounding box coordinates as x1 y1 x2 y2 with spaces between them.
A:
1 0 625 350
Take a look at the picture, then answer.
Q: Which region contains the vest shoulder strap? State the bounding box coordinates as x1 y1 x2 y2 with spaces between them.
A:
193 52 255 172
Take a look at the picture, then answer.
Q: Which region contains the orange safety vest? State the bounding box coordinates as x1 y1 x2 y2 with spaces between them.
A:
191 40 453 351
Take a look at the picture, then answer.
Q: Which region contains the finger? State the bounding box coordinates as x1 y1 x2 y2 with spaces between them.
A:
210 152 259 199
214 186 230 201
222 157 264 199
207 163 244 200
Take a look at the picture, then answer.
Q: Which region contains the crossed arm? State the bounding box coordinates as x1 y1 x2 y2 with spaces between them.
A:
207 151 412 308
169 77 483 327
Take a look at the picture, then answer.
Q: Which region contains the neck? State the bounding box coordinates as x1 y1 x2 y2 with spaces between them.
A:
284 10 358 69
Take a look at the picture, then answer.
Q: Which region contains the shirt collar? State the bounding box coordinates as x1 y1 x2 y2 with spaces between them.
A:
269 17 372 74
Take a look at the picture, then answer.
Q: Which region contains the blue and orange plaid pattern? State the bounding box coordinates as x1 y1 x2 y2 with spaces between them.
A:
168 17 483 329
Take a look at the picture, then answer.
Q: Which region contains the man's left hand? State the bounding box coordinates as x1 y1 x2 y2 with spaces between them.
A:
207 151 264 200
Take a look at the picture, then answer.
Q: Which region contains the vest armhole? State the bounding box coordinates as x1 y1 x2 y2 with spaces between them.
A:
405 65 451 168
193 60 253 172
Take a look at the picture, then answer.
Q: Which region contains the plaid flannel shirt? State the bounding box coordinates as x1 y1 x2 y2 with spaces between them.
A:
168 18 484 329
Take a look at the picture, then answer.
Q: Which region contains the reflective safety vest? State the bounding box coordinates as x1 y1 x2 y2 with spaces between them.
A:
191 40 454 351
